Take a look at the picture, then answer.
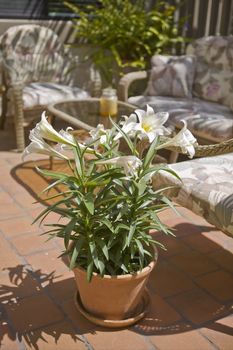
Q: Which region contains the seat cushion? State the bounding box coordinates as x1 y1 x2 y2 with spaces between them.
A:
128 95 233 142
23 82 90 109
153 153 233 236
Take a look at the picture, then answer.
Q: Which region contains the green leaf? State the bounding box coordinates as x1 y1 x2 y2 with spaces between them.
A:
135 179 147 196
120 263 128 273
87 261 94 282
110 117 135 154
83 193 94 215
135 239 144 259
64 217 77 249
32 196 74 225
96 217 114 232
36 166 68 180
115 223 129 233
95 238 109 260
161 196 181 217
97 258 105 276
143 136 160 169
69 235 85 269
126 223 136 247
89 241 102 273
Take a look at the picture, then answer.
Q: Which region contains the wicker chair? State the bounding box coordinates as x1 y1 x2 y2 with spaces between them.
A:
0 24 101 151
155 140 233 236
118 36 233 163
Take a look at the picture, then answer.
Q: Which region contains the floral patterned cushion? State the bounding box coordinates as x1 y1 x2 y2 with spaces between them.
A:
153 153 233 236
192 61 233 108
0 24 74 86
187 36 233 70
128 95 233 142
187 36 233 107
146 55 196 98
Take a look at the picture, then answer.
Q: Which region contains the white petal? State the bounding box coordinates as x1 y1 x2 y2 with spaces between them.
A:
146 104 156 116
154 111 169 126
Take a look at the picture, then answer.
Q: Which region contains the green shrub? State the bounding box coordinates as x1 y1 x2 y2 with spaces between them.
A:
65 0 186 86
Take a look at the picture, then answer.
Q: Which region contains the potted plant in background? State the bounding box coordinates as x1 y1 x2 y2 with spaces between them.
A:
65 0 186 88
23 105 197 327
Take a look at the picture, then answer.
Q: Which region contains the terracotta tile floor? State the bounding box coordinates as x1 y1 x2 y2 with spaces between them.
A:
0 124 233 350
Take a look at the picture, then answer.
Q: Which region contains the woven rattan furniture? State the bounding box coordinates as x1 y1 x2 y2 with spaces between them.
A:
154 139 233 237
47 98 136 131
0 24 101 151
118 36 233 164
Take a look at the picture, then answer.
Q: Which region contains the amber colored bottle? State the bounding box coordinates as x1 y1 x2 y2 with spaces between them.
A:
100 88 118 118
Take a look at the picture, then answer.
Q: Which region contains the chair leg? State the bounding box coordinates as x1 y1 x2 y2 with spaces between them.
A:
0 90 8 129
12 83 25 151
169 151 179 163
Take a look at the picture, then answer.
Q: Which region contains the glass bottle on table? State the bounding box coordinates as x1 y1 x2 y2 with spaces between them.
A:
100 88 118 128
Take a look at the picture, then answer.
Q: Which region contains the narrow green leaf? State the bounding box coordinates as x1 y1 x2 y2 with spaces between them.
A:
126 224 136 247
36 166 68 180
64 217 77 249
135 239 144 259
110 117 135 154
83 193 94 215
89 241 100 272
96 218 114 232
120 263 129 273
135 179 147 196
161 196 181 217
143 136 160 169
95 237 109 260
87 261 94 282
69 235 85 269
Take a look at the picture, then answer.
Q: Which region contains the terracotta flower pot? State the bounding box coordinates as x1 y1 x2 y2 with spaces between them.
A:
73 247 158 324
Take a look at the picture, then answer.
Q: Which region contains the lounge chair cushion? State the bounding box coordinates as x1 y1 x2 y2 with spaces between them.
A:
128 95 233 142
8 82 90 111
154 153 233 236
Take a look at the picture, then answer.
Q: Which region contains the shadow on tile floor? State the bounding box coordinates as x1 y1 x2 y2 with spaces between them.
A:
0 265 89 350
1 223 233 349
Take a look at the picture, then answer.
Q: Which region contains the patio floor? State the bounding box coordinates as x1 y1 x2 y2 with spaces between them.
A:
0 124 233 350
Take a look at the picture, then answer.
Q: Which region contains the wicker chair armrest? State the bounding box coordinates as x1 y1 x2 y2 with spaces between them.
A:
118 70 148 102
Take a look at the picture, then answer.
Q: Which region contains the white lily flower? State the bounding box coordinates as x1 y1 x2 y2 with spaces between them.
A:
90 124 108 145
32 111 76 147
136 105 170 142
114 114 138 141
22 132 69 160
114 105 170 143
98 156 142 176
160 120 197 158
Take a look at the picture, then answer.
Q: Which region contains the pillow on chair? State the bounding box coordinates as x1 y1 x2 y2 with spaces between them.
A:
146 55 196 98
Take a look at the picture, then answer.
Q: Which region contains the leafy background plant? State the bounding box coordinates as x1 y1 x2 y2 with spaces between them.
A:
65 0 186 86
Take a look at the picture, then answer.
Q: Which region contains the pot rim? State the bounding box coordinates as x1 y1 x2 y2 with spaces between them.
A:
73 246 158 280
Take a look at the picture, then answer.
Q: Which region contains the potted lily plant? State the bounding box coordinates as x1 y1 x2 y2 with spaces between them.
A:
23 105 197 327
